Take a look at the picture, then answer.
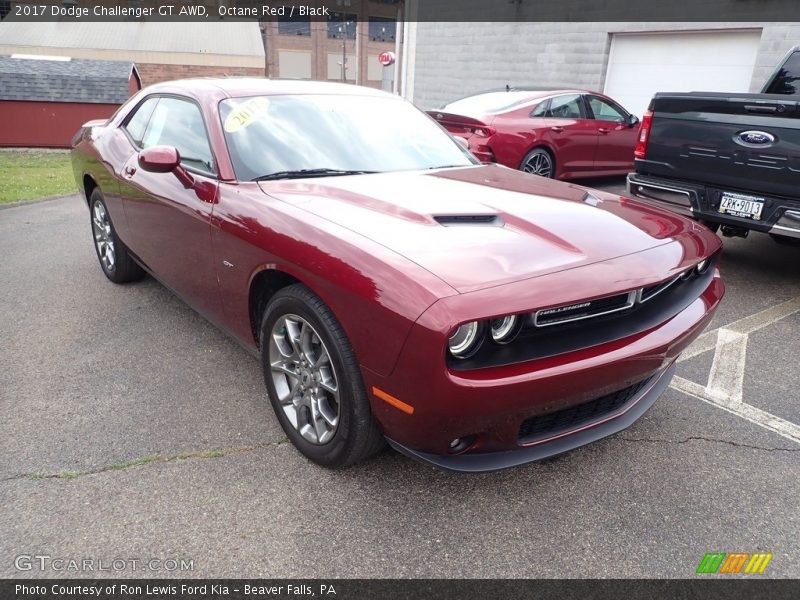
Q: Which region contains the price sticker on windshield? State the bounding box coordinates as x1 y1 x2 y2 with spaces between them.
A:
224 97 269 133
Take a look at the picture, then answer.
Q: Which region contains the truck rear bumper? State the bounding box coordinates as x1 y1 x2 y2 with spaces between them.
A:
627 173 800 239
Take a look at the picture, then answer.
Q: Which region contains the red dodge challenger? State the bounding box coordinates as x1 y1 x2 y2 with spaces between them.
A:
430 88 640 179
71 79 723 472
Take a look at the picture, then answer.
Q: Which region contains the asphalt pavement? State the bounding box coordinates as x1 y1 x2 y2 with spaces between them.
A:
1 182 798 578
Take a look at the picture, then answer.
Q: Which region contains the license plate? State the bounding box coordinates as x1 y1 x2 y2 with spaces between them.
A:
718 192 765 220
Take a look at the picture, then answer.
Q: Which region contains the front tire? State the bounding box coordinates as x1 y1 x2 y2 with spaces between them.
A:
89 188 144 283
260 284 384 468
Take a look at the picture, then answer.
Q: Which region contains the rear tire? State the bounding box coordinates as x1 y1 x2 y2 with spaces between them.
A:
520 147 555 178
89 188 144 283
260 284 384 468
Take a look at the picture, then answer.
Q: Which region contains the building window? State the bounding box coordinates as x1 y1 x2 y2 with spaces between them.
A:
368 17 396 42
327 13 357 39
278 14 311 36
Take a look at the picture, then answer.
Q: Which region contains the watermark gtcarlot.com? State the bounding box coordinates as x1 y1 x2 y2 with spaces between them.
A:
15 554 194 573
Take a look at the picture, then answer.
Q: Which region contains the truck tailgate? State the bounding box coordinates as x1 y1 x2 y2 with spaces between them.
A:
640 92 800 199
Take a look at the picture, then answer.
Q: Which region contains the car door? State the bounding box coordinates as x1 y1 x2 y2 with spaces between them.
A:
529 94 599 176
118 96 223 319
585 94 638 172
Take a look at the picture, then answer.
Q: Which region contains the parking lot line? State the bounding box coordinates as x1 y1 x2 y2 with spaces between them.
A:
671 376 800 444
671 295 800 445
679 295 800 363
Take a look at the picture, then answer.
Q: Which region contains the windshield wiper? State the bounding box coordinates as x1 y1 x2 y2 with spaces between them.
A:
252 168 376 181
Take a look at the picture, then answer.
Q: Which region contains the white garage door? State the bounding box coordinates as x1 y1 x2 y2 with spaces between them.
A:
604 30 762 118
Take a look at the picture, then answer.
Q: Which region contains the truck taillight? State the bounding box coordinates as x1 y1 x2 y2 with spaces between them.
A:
634 110 653 160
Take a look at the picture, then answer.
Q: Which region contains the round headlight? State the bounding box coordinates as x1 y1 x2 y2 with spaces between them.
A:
490 315 520 345
448 321 483 358
696 258 710 274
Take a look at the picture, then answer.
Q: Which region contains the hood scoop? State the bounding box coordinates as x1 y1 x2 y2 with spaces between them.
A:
433 214 503 226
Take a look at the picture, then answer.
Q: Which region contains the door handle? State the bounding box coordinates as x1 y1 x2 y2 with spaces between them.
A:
598 128 610 134
550 126 564 133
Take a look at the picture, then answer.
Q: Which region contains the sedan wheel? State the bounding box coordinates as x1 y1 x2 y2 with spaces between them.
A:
521 148 554 178
261 284 384 467
89 188 144 283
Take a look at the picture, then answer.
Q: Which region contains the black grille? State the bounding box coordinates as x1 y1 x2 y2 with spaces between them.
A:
641 276 681 303
518 376 653 442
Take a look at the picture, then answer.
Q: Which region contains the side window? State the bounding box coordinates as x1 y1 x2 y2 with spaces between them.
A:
587 96 626 122
141 97 215 175
542 94 585 119
530 99 550 117
123 97 159 147
764 51 800 95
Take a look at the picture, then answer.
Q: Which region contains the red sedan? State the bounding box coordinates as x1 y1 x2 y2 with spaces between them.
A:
430 89 641 179
71 79 722 472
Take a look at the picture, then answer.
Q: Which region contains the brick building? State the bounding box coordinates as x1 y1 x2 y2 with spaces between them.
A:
258 0 404 90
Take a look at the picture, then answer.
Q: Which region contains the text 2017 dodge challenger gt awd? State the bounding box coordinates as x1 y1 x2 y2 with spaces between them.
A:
71 79 724 472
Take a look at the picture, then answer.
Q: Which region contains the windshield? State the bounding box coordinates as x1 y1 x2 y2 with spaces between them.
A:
219 94 476 181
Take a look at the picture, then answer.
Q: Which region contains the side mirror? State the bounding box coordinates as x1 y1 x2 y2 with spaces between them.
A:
138 145 195 189
628 114 640 128
138 145 180 173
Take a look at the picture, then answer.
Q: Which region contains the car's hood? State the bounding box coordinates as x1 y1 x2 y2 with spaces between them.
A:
259 165 714 293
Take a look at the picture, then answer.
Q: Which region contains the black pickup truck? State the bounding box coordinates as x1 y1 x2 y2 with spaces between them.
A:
627 46 800 242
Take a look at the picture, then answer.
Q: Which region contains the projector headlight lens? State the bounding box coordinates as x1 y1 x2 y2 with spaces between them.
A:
490 315 521 344
448 321 483 358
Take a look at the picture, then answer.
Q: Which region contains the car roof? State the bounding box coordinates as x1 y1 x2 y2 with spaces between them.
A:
141 77 396 100
441 89 593 115
447 88 591 103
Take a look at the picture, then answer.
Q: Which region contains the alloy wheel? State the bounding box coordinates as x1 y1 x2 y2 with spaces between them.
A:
92 201 116 272
269 314 340 444
523 151 553 177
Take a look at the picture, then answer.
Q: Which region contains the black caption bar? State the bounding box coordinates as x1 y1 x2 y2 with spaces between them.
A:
2 0 800 22
3 579 800 600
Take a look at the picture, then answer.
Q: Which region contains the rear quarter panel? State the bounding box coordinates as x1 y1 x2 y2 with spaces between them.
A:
71 121 134 243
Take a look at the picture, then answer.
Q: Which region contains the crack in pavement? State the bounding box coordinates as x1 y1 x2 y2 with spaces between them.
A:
0 437 290 483
618 435 800 453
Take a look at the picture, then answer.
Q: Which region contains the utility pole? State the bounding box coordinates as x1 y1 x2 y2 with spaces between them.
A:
339 21 350 82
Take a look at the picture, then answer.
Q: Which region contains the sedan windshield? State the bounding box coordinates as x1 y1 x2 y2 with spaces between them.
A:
219 94 477 181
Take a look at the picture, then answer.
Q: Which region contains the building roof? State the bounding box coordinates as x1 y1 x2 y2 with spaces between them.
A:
0 55 138 103
0 21 265 58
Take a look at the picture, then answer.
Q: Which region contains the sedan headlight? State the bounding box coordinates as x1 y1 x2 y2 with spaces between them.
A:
490 315 521 345
448 321 484 359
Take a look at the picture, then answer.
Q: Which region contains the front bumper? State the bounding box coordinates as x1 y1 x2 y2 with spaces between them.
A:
364 261 723 472
387 361 676 473
627 172 800 239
